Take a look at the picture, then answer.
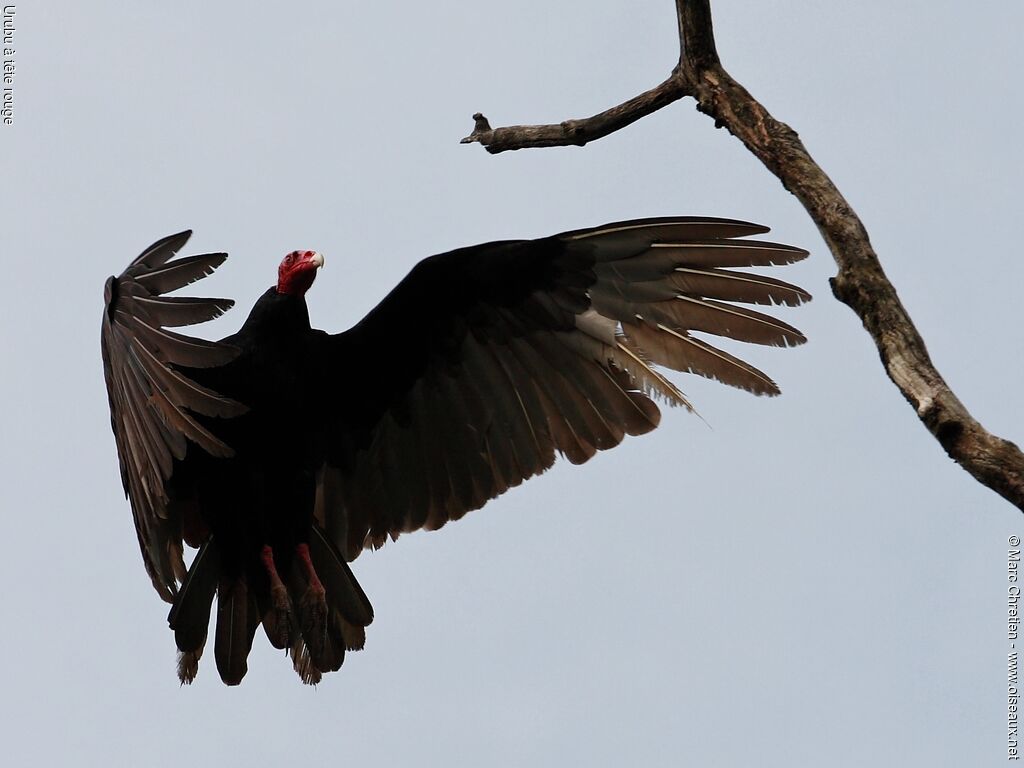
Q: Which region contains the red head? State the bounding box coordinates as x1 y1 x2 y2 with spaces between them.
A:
276 250 324 296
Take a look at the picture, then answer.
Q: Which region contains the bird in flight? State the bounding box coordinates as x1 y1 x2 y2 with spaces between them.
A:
101 218 809 685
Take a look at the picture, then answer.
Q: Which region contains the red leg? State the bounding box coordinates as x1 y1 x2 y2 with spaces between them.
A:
295 543 325 596
260 545 292 647
261 545 287 592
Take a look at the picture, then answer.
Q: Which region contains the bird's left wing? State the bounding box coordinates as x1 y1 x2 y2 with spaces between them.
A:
315 217 810 561
101 231 245 601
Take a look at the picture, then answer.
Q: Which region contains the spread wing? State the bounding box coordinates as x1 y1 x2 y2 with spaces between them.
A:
315 217 810 560
101 231 246 601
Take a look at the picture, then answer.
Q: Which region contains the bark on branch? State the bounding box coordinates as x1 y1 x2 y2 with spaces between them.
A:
460 77 686 153
461 0 1024 509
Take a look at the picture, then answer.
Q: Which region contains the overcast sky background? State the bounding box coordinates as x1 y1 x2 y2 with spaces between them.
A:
2 2 1022 765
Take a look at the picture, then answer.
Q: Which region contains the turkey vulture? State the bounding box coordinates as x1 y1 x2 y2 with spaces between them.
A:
101 218 810 685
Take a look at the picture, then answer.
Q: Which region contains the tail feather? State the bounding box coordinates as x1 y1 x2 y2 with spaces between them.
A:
290 636 323 685
167 540 220 685
214 576 260 686
339 613 367 652
167 525 374 685
288 606 355 684
310 526 374 627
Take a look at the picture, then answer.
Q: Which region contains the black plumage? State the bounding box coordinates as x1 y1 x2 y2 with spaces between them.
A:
101 217 809 685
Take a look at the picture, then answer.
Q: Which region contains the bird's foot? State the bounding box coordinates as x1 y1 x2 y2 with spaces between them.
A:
299 582 328 640
295 543 328 651
265 583 293 648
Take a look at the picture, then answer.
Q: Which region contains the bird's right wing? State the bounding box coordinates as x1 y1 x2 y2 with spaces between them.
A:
101 231 245 601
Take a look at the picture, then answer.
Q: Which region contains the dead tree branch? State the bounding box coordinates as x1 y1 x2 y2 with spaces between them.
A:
461 0 1024 509
460 77 686 152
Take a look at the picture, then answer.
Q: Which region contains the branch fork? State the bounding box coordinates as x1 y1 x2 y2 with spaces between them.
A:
460 0 1024 509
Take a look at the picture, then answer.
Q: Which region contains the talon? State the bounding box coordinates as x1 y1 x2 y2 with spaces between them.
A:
299 584 328 637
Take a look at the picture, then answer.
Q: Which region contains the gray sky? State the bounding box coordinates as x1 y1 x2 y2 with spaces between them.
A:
2 2 1022 765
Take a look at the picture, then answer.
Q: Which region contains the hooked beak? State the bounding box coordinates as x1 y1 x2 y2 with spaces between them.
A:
310 251 325 269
